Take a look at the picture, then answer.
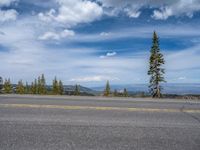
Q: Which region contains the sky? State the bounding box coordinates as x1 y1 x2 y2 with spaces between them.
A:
0 0 200 86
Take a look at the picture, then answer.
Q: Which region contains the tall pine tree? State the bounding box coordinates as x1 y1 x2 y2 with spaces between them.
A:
40 74 46 94
34 79 38 94
104 80 110 96
25 82 29 94
58 80 64 95
16 80 25 94
148 31 165 98
52 77 59 95
30 82 35 94
3 78 12 94
38 76 42 94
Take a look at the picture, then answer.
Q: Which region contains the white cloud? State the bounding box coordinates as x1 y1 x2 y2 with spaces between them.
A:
39 0 103 27
69 75 119 82
60 29 75 37
152 7 173 20
98 0 142 18
38 32 60 40
107 52 117 57
39 29 75 40
124 8 141 18
100 52 117 58
0 0 17 7
152 0 200 20
124 5 141 18
0 0 18 22
166 44 200 71
38 9 56 22
178 77 186 80
0 9 18 22
73 25 200 43
98 0 200 19
100 32 110 36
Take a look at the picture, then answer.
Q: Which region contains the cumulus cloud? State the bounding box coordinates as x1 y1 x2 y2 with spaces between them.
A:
124 8 141 18
38 29 75 40
0 0 18 7
100 52 117 58
0 0 18 22
0 9 18 22
38 9 56 22
152 7 173 20
38 0 103 27
152 0 200 20
98 0 200 19
97 0 142 18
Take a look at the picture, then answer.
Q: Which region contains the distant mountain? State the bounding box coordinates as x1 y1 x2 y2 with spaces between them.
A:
63 85 97 94
161 83 200 95
45 85 95 93
91 83 200 95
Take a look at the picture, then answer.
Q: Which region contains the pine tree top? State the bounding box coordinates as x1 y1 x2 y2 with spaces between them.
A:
153 31 158 39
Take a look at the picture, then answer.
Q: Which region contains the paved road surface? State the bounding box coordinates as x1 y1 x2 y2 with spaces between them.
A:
0 95 200 150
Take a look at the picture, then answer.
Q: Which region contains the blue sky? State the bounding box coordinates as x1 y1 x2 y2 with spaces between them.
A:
0 0 200 86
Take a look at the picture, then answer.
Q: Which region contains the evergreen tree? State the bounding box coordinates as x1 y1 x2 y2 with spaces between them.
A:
3 78 12 94
30 82 34 94
104 80 110 96
0 77 3 94
123 88 128 97
40 74 46 94
58 80 64 95
16 80 25 94
74 84 80 96
25 82 29 94
148 31 165 98
52 77 59 94
37 76 41 94
34 79 38 94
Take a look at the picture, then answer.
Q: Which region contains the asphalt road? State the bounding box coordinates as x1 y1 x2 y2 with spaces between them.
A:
0 95 200 150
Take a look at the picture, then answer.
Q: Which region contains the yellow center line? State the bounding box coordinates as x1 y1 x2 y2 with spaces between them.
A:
0 103 200 113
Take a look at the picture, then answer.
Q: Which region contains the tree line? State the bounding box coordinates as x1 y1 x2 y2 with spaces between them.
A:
0 31 165 98
0 75 81 95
